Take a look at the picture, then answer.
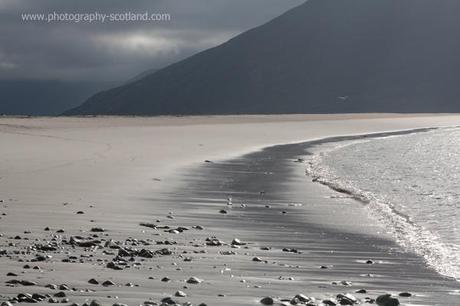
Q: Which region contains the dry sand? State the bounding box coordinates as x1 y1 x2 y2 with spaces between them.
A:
0 114 459 306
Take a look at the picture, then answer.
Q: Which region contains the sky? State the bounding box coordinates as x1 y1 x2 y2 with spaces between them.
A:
0 0 304 82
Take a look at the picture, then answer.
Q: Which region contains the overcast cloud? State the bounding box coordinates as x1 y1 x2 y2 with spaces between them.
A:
0 0 304 82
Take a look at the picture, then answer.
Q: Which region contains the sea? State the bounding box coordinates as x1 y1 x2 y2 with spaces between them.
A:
306 127 460 281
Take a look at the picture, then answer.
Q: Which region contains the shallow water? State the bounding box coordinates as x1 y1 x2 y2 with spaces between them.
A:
307 127 460 280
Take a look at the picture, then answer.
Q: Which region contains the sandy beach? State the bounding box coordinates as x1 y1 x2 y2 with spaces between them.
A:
1 114 460 306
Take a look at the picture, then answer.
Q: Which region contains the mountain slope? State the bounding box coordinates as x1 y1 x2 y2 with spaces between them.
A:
65 0 460 115
0 80 115 116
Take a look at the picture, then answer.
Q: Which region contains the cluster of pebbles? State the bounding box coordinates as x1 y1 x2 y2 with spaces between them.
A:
0 200 408 306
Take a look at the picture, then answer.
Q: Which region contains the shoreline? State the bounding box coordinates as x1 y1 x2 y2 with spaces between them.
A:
1 115 460 305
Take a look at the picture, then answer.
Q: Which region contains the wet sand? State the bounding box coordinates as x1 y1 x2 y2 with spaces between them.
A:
1 115 460 306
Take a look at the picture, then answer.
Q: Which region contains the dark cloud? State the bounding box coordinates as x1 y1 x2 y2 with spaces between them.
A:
0 0 304 82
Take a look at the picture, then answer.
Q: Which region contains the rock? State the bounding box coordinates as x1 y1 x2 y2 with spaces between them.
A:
260 297 274 305
1 302 13 306
220 250 237 255
155 248 172 256
88 278 99 284
161 277 171 282
252 257 263 262
89 300 102 306
102 280 116 287
53 292 66 298
231 238 245 246
161 297 176 304
293 294 310 303
186 276 202 284
140 222 157 229
399 292 412 297
32 294 46 301
76 211 85 214
20 280 37 286
282 248 299 253
106 261 123 270
138 249 154 258
59 284 70 290
205 237 224 246
6 272 17 276
337 293 357 305
322 299 337 306
219 209 228 214
355 289 367 294
376 294 400 306
175 290 187 297
70 236 100 247
90 227 105 232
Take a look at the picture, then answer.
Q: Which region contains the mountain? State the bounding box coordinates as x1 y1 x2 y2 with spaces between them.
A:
0 80 115 116
65 0 460 116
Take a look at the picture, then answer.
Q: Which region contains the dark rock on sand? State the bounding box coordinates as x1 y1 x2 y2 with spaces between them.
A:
231 238 246 246
89 300 102 306
70 236 100 247
337 293 357 305
88 278 99 284
106 262 123 270
399 292 412 297
90 227 105 232
260 297 274 305
205 237 224 246
102 280 116 287
293 294 310 303
175 290 187 297
376 294 400 306
186 276 202 284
